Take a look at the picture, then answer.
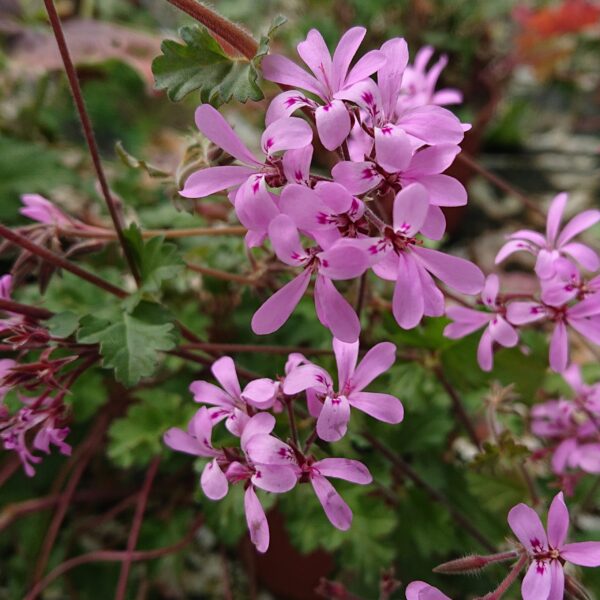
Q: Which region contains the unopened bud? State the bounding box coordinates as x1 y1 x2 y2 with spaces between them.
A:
433 551 519 574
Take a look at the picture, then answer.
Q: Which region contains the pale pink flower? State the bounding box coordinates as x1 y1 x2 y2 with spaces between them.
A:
444 274 519 371
251 214 370 342
20 194 77 228
496 192 600 280
405 581 451 600
189 356 278 435
508 492 600 600
180 105 312 247
245 432 371 530
507 294 600 372
262 27 385 150
364 184 484 329
283 337 403 442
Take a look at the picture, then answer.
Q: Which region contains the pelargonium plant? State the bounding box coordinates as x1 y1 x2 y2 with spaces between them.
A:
1 2 599 599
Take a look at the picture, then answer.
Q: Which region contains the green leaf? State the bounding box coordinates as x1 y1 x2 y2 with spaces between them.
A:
46 311 80 338
152 25 263 105
77 301 178 386
123 224 184 294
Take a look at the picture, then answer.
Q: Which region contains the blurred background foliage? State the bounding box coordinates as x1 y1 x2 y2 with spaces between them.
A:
0 0 599 598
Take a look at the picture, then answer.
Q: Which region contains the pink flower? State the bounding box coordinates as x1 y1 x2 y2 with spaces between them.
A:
508 492 600 600
283 337 403 441
507 294 600 372
251 214 370 342
189 356 278 436
398 46 463 112
444 274 519 371
262 27 385 150
245 433 371 530
20 194 77 228
179 105 313 247
365 184 484 329
496 192 600 280
405 581 451 600
0 358 16 403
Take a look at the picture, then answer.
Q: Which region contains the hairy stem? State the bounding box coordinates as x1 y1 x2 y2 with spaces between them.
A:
42 0 141 285
477 553 527 600
186 262 258 285
57 225 247 240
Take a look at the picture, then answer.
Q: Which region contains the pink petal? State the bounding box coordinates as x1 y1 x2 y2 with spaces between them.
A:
405 581 451 600
261 117 313 156
268 214 307 266
561 242 600 272
418 262 445 316
244 486 270 553
252 464 298 493
557 209 600 247
393 183 429 235
482 274 500 307
314 457 372 484
310 472 352 530
265 91 313 125
280 184 326 231
201 459 228 500
393 253 424 329
261 53 325 97
316 394 351 441
495 239 536 264
297 29 332 91
398 106 465 145
316 100 351 150
163 427 205 456
189 380 234 408
420 204 447 240
332 337 359 390
444 307 490 339
331 27 366 89
413 247 484 294
351 341 396 391
245 434 295 466
234 175 279 234
211 356 241 399
561 542 600 566
318 240 370 279
332 161 382 195
509 229 547 246
378 38 409 117
251 270 312 335
195 104 260 165
568 316 600 346
477 328 494 372
282 145 313 184
335 78 382 118
489 315 519 347
344 50 387 88
179 165 253 198
506 302 547 325
240 412 276 452
283 363 332 395
568 294 600 319
415 174 467 207
547 492 569 549
241 378 278 409
375 124 413 173
551 439 578 474
546 192 568 246
549 321 569 373
349 391 404 424
315 181 355 214
189 408 218 453
405 145 460 176
536 249 559 280
507 502 548 551
432 89 463 105
314 275 361 343
548 561 564 600
521 560 552 600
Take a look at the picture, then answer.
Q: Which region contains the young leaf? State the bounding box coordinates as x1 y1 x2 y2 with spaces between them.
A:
47 311 80 338
77 301 177 386
124 224 184 294
115 141 171 179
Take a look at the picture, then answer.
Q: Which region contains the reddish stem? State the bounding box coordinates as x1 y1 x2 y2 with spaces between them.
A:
0 298 53 320
477 553 528 600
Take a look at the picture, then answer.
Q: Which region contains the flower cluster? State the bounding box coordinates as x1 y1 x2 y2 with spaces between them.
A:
445 192 600 372
409 492 600 600
164 339 402 553
531 364 600 481
180 28 484 342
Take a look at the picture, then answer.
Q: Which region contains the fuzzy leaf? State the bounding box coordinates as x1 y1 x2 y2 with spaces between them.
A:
77 301 177 386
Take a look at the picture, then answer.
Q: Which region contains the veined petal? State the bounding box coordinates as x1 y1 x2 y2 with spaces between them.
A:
314 275 360 343
414 247 484 294
262 53 325 97
251 270 312 335
415 174 467 207
244 486 269 553
397 106 464 145
332 161 382 195
344 50 387 88
252 464 298 493
561 542 600 566
195 104 260 165
418 261 445 316
316 394 351 441
280 184 327 231
378 37 409 117
349 391 404 424
549 321 569 373
332 337 359 390
374 124 413 173
405 144 460 176
282 144 313 185
201 459 228 500
234 175 279 233
261 117 313 156
314 457 372 484
189 380 235 408
316 100 351 151
546 192 568 246
506 302 547 325
420 204 446 240
351 342 396 391
241 378 278 410
318 242 370 279
393 252 424 329
180 165 253 198
245 434 296 466
163 427 207 457
266 91 314 125
310 472 352 530
297 29 332 91
393 183 429 235
547 492 569 550
521 560 552 600
335 78 382 119
548 560 564 600
315 181 355 214
211 356 241 399
557 209 600 247
283 363 332 395
240 412 276 452
331 26 366 90
268 214 307 266
444 307 490 339
489 316 519 347
508 502 548 552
